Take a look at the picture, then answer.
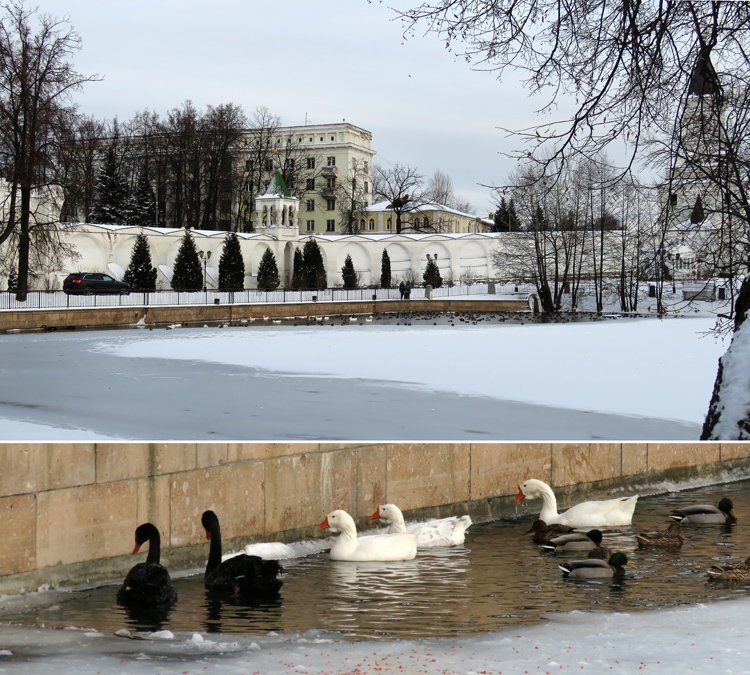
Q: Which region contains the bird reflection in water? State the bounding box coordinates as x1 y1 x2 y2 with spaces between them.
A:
120 602 175 633
202 588 283 634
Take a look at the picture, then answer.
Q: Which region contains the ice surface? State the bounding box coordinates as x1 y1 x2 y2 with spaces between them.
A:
102 317 726 423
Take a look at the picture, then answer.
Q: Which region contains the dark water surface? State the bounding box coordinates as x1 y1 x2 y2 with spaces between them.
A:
3 480 750 640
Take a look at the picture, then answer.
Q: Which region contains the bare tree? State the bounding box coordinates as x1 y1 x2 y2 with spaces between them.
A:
424 169 475 213
372 163 424 233
336 157 370 233
0 0 96 300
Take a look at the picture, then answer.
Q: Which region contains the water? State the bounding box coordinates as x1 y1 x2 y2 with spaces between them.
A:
3 480 750 640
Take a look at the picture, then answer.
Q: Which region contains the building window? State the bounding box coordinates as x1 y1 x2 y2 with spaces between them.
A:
306 178 315 191
306 199 315 212
369 218 375 231
326 197 336 211
414 217 421 228
386 217 392 231
326 176 336 190
330 136 334 141
670 192 678 205
307 157 316 170
364 182 369 193
423 216 429 229
245 159 253 171
306 219 315 232
326 156 336 167
326 219 335 232
264 158 273 171
360 219 365 230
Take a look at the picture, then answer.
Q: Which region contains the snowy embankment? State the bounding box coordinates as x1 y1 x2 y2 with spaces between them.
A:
102 317 726 424
0 597 747 673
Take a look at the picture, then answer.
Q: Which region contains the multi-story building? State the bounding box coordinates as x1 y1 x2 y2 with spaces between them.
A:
235 121 375 235
359 200 492 234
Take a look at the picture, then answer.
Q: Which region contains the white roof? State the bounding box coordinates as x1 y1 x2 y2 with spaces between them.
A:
363 200 479 219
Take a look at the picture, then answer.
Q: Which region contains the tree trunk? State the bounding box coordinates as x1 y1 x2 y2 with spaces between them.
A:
701 276 750 439
15 187 32 302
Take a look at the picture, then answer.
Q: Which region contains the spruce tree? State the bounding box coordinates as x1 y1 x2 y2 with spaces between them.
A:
423 257 443 288
126 167 156 226
171 229 203 290
124 232 157 291
380 249 392 288
493 197 510 232
341 254 358 289
507 198 521 231
91 146 129 224
256 247 280 291
302 238 327 290
218 232 245 290
291 248 304 290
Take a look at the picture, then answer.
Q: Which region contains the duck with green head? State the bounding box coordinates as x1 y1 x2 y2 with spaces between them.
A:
559 552 629 580
670 497 736 525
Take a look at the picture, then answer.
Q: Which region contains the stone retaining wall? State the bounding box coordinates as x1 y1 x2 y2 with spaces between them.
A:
1 442 749 594
0 298 529 332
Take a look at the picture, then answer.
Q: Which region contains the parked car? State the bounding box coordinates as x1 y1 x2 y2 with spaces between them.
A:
63 272 131 295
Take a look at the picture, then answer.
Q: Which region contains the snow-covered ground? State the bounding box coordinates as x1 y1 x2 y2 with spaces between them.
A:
1 597 748 673
100 316 725 424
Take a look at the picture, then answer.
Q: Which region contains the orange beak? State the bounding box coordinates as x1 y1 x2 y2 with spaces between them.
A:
317 517 330 530
132 543 141 554
515 485 525 503
368 507 381 520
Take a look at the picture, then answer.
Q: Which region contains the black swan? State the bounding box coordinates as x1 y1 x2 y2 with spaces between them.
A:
201 510 283 594
117 523 177 607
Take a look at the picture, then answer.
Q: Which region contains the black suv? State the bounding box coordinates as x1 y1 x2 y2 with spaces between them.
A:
63 272 131 295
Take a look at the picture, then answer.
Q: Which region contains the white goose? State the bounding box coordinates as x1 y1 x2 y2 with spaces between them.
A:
318 510 417 562
369 503 472 547
516 479 638 528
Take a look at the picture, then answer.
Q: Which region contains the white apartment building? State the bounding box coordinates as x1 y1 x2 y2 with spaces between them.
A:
242 121 375 235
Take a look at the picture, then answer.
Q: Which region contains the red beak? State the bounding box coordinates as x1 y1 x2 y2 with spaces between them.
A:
132 543 141 554
368 507 381 520
515 485 525 504
317 517 330 529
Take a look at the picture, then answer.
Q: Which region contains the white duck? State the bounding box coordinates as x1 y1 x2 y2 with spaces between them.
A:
369 504 472 547
516 479 638 528
318 510 417 562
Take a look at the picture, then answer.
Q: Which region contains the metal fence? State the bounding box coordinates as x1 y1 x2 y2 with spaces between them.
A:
0 282 526 311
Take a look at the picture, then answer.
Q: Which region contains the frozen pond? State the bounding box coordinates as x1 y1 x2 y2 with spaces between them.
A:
3 479 750 641
0 314 724 440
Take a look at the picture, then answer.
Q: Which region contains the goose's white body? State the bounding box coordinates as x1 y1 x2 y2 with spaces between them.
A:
321 510 417 562
371 504 472 547
516 479 638 528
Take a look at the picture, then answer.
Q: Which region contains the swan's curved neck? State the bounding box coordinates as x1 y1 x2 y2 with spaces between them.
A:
146 530 161 565
206 523 223 573
537 484 559 522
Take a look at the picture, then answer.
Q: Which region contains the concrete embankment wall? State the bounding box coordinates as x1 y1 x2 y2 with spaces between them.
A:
2 442 749 595
0 298 530 332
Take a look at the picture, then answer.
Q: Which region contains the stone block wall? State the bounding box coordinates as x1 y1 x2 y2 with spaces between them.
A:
1 441 749 594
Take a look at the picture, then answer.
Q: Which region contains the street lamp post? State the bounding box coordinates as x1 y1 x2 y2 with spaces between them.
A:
198 250 212 292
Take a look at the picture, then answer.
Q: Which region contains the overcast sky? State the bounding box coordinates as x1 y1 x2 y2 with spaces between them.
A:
32 0 554 214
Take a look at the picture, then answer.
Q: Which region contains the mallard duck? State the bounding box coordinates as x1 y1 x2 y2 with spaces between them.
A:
636 522 685 547
707 556 750 582
526 519 575 545
559 552 629 580
516 479 638 527
670 497 736 525
541 529 604 555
